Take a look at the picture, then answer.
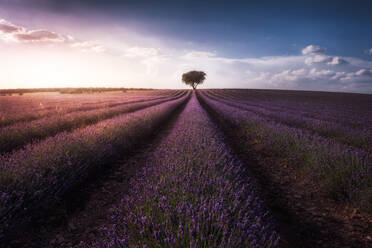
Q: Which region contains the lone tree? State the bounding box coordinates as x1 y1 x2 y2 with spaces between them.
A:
182 70 206 90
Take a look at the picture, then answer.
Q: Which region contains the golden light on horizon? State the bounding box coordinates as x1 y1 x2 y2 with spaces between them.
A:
1 44 141 89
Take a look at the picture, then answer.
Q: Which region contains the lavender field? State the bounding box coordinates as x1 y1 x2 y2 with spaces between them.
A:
0 89 371 247
198 90 372 209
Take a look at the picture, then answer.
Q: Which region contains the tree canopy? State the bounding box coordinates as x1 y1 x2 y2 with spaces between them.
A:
182 71 206 90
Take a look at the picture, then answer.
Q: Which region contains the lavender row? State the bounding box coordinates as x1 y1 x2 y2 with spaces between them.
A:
0 93 171 128
0 90 175 116
86 95 279 247
203 91 372 152
206 90 339 123
104 91 183 109
209 89 372 130
0 94 189 238
197 92 372 212
0 92 186 154
0 93 127 126
0 90 181 128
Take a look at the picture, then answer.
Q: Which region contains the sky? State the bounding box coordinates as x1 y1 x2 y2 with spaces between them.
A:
1 0 372 93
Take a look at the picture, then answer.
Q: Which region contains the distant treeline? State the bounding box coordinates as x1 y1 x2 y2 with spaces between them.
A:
0 87 154 95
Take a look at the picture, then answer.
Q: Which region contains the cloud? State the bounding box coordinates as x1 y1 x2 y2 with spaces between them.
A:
305 54 332 65
247 67 371 91
0 18 107 53
369 48 372 55
253 68 334 85
302 45 348 66
0 19 21 33
70 41 107 53
14 30 65 42
337 69 372 90
291 68 307 76
182 51 304 69
0 19 64 43
123 46 170 75
326 56 348 66
302 45 326 55
124 47 160 58
305 55 348 66
355 69 372 77
182 51 217 60
308 68 336 78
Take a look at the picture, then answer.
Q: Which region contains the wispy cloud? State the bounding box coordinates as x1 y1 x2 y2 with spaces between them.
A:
14 30 65 42
182 51 217 60
354 69 372 77
0 18 106 53
0 19 21 33
70 41 107 53
0 19 66 43
122 46 170 75
124 47 161 58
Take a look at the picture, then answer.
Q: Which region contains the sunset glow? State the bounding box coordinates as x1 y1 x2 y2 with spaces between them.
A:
0 1 372 92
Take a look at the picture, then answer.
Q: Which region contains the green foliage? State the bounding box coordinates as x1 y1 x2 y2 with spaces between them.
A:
182 71 206 90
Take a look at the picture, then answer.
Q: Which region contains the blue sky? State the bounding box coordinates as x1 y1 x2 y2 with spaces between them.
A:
1 0 372 93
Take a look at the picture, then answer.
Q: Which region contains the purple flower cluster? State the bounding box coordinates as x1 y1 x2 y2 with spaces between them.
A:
0 92 186 154
89 95 279 247
0 93 189 238
198 90 372 211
